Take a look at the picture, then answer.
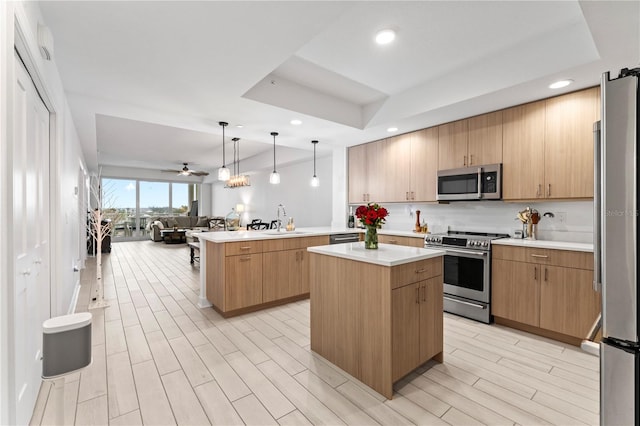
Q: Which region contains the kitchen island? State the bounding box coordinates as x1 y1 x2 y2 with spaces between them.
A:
195 228 361 317
308 242 445 399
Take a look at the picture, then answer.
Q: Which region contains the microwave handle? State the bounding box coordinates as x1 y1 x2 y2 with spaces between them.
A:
477 167 482 198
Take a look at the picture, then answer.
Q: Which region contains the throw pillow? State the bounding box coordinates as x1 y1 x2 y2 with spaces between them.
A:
165 217 178 228
196 217 209 227
153 220 164 230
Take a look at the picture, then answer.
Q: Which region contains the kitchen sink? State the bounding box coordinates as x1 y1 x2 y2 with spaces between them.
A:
263 230 309 235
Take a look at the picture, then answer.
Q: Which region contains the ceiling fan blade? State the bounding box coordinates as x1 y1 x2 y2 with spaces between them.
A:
161 169 181 173
191 171 209 176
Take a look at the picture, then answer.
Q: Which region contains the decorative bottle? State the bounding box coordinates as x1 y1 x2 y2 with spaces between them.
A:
415 210 421 232
348 207 355 228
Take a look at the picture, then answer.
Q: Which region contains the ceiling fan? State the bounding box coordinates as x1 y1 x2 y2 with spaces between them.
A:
161 163 209 177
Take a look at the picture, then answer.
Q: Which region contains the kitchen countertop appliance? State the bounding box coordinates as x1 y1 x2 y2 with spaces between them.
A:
595 67 640 425
425 230 508 323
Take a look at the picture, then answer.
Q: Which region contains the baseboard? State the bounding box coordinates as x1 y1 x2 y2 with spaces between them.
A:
494 316 582 346
68 279 81 314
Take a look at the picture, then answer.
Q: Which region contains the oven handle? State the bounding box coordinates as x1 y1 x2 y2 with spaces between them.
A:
443 248 487 258
444 296 486 310
477 167 482 199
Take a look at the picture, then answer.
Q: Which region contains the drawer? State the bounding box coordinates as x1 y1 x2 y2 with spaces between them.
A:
493 245 593 270
378 235 424 247
390 257 442 289
262 235 329 252
225 240 264 256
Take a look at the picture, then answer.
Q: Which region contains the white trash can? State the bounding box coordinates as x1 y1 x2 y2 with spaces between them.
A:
42 312 92 378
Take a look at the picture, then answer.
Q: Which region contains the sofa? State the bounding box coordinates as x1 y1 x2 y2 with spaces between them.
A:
147 216 213 242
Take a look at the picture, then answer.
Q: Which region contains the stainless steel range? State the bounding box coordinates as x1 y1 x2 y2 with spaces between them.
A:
425 230 508 323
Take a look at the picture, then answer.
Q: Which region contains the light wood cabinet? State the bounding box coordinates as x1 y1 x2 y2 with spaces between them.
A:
392 276 443 382
410 127 439 201
206 235 329 317
503 87 599 201
502 100 546 200
438 119 468 170
544 87 599 199
438 112 503 171
225 254 263 311
492 245 600 343
492 259 540 326
378 234 424 247
468 110 503 166
348 127 439 203
310 254 443 399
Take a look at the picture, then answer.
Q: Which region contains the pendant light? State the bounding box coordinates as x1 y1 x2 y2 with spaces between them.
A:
217 121 230 181
310 140 319 187
225 137 250 188
269 132 280 184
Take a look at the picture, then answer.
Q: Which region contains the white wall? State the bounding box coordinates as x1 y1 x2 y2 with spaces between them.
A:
354 200 593 243
0 3 87 423
211 155 332 227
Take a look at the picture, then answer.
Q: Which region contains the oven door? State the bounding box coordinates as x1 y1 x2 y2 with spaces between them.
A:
442 248 490 303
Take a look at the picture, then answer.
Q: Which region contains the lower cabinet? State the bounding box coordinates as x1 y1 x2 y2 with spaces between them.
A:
263 249 309 302
392 276 443 381
492 245 599 342
378 234 425 247
225 254 263 311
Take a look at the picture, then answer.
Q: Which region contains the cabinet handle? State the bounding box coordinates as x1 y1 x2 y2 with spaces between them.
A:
531 254 548 259
415 268 426 274
415 287 419 304
406 191 409 200
469 154 473 165
299 251 304 261
240 256 251 261
411 191 415 200
536 184 541 197
240 246 251 251
463 155 467 166
389 240 398 244
547 184 551 197
534 266 537 280
422 285 426 302
544 267 548 282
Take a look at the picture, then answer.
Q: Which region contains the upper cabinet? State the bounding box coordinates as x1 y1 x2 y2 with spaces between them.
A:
503 87 599 201
348 128 439 204
544 87 599 199
438 111 503 171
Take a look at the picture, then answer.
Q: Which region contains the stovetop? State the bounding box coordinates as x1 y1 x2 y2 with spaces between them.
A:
424 230 509 251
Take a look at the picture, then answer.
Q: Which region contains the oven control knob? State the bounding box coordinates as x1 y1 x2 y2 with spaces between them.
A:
482 241 489 247
469 241 476 247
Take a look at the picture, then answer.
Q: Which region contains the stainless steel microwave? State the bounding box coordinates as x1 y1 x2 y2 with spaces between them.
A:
436 164 502 201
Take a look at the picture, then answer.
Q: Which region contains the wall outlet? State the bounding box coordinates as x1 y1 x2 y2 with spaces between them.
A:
557 212 567 223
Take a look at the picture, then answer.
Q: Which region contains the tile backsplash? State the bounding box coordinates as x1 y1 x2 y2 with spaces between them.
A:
356 200 593 243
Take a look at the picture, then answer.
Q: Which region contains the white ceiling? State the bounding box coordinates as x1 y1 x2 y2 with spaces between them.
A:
38 1 640 177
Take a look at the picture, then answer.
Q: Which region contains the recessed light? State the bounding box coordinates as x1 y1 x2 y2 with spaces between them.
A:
387 127 398 132
549 79 573 89
290 119 302 126
235 124 243 128
375 29 396 45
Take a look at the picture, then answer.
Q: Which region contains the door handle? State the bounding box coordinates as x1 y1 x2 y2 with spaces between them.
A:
531 254 548 259
536 184 541 197
421 285 426 302
469 154 473 165
240 256 251 261
415 287 419 304
444 296 486 309
406 192 409 200
534 266 537 280
547 184 551 197
544 267 548 282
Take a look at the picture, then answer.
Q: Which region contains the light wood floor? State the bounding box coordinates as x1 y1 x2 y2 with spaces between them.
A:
30 240 599 425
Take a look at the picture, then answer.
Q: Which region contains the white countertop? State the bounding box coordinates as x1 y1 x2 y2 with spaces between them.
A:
195 227 358 243
493 238 593 252
194 226 426 243
307 243 445 267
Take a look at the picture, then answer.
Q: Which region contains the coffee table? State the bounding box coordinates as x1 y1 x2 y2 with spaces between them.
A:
161 229 187 244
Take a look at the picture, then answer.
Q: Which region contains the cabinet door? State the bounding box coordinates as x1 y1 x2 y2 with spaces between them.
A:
539 265 601 338
492 259 540 326
438 120 469 170
468 111 502 166
297 249 310 295
419 277 443 363
544 87 599 199
410 127 438 202
225 254 263 310
392 283 420 381
380 134 411 202
262 250 299 303
502 101 546 200
365 141 385 202
348 144 369 203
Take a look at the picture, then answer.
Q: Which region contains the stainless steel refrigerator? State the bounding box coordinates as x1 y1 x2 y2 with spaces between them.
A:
595 68 640 425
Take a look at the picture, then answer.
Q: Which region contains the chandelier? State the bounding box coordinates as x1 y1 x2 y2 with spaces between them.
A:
225 137 251 188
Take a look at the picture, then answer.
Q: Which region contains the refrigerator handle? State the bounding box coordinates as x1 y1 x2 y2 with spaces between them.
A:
593 121 602 293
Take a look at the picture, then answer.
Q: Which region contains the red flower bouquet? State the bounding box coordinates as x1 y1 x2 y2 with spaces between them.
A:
355 203 388 249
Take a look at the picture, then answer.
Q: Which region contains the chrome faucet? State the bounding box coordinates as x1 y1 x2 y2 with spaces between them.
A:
276 204 287 232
